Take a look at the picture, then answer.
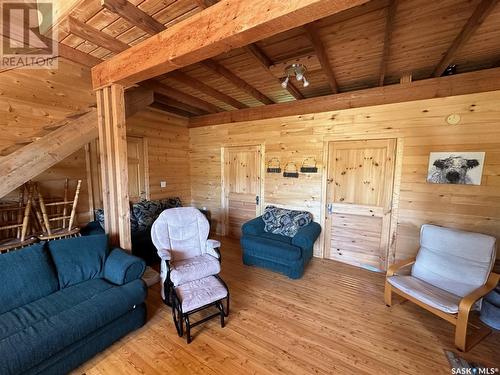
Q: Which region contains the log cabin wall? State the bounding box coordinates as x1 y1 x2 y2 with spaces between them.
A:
190 90 500 268
0 59 96 224
1 58 191 229
88 109 191 209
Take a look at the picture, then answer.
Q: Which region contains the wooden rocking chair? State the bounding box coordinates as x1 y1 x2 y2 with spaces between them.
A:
34 179 83 241
0 183 37 253
385 224 499 352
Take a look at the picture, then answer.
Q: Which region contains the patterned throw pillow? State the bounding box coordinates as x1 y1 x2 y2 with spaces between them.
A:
94 197 183 233
132 200 162 232
95 208 139 232
262 205 313 237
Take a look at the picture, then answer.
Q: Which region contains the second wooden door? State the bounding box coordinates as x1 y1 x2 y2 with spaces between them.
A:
325 139 396 271
222 145 262 238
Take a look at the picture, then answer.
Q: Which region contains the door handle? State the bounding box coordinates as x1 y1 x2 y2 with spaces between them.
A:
327 203 333 215
256 196 260 205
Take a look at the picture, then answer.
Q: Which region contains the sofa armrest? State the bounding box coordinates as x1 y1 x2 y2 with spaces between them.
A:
104 248 146 285
242 216 265 236
292 222 321 250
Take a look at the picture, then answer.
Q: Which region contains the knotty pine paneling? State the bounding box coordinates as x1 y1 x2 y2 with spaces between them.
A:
126 108 191 204
190 90 500 269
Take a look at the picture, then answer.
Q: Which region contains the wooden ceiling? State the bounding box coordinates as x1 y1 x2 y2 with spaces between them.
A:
52 0 500 117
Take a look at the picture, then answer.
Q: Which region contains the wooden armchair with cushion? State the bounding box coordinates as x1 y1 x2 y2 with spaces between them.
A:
384 224 499 352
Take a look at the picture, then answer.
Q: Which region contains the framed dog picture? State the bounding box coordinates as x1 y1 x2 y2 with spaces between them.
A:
427 152 485 185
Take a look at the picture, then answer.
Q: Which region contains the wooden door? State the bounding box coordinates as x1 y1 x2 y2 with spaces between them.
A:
222 145 262 238
127 137 149 203
325 139 396 271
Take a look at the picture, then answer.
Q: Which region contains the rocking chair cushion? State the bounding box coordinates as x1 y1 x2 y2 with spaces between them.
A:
175 276 228 313
388 275 462 314
170 254 221 286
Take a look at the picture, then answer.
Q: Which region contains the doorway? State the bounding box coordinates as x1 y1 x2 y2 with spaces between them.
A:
222 145 263 238
324 139 396 271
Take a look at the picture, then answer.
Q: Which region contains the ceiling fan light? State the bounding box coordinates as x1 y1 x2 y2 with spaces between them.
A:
303 76 310 87
296 72 304 81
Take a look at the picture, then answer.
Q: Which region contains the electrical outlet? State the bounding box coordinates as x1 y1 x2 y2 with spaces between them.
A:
160 181 167 188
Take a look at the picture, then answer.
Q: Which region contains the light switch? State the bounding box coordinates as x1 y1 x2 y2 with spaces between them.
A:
160 181 167 188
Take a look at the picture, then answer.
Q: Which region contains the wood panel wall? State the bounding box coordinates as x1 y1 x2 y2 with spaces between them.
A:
77 108 191 216
190 90 500 268
1 59 191 229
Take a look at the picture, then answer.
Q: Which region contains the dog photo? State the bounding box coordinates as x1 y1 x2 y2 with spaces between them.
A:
427 152 485 185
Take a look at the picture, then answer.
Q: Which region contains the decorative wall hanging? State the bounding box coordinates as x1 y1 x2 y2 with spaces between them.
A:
300 157 318 173
283 162 299 178
427 152 485 185
267 157 281 173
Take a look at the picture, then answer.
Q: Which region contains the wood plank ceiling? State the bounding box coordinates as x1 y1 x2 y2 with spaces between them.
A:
53 0 500 118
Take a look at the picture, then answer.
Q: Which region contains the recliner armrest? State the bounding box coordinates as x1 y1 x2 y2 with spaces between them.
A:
291 222 321 250
104 248 146 285
242 216 265 236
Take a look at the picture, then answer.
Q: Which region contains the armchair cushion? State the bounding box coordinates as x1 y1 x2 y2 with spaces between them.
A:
170 254 221 286
242 216 265 236
262 206 313 237
412 225 496 297
388 275 461 314
292 222 322 250
240 236 302 261
104 249 146 285
48 234 109 288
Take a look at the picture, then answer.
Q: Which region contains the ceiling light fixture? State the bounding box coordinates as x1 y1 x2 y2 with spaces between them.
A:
281 63 310 89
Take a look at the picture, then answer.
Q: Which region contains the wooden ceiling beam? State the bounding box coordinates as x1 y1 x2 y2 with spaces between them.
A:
67 16 129 54
201 59 274 105
150 102 191 118
101 0 166 35
245 44 304 100
189 67 500 127
143 80 223 113
378 0 397 86
154 93 208 116
432 0 499 77
168 71 248 109
194 0 219 9
91 0 371 88
303 22 338 93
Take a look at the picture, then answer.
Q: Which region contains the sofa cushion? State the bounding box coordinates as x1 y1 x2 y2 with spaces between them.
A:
240 236 302 261
170 254 221 286
262 206 313 237
48 234 109 288
411 224 496 297
0 243 59 315
388 275 462 314
0 278 146 375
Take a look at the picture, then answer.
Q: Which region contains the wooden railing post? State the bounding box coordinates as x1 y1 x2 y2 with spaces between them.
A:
96 84 132 251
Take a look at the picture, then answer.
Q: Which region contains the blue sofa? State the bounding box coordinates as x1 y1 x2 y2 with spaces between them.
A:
0 234 147 375
241 216 321 279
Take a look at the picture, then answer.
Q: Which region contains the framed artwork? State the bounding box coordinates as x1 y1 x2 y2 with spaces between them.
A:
427 152 485 185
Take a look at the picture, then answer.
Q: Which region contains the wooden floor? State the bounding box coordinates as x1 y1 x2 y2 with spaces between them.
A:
75 238 500 374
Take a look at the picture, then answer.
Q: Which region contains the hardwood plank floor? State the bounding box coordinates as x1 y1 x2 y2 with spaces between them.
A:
74 238 500 374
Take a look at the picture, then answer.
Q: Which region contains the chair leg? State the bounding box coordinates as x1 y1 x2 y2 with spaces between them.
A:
384 281 392 307
185 315 191 344
455 311 468 352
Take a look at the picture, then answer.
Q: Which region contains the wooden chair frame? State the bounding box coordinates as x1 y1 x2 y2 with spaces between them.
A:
34 180 82 241
384 256 500 352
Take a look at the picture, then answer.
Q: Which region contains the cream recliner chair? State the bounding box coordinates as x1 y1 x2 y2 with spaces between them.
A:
385 224 499 351
151 207 221 303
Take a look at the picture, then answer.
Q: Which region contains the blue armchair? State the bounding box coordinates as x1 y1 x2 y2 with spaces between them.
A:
240 216 321 279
